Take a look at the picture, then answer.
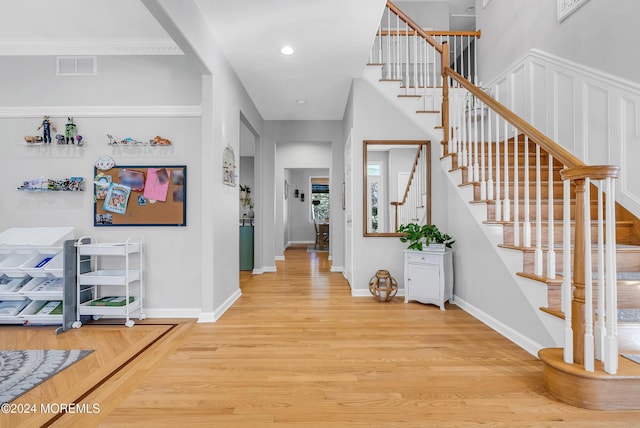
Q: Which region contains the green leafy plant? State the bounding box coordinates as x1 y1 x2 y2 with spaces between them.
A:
397 223 455 251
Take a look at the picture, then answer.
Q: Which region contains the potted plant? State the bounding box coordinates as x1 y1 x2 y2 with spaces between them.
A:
397 223 454 251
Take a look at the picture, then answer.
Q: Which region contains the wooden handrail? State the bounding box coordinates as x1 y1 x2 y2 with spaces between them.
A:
560 165 619 181
444 65 585 169
386 1 443 53
377 29 481 38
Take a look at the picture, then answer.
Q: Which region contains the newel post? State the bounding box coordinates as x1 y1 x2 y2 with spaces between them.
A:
441 41 449 144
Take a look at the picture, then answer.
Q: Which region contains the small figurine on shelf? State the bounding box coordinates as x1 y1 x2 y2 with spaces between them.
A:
37 116 56 144
55 134 65 144
76 135 84 146
65 117 77 144
151 135 171 146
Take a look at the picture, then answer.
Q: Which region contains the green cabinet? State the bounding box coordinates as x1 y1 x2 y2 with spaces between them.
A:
239 226 254 271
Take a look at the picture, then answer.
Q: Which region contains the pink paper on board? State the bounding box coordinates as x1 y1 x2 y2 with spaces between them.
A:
143 168 171 201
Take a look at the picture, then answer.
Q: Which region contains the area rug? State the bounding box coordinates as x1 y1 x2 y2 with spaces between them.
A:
307 246 329 253
0 350 93 404
618 309 640 323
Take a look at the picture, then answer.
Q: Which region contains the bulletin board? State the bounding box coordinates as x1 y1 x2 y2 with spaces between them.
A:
93 165 186 227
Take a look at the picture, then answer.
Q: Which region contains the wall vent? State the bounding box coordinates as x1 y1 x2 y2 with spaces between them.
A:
56 56 97 76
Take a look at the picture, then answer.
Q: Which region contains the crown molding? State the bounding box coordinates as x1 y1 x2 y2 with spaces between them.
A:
0 105 201 118
0 38 183 56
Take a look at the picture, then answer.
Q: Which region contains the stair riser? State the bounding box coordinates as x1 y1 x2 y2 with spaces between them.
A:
470 182 573 201
502 223 633 246
484 201 604 221
521 249 640 275
458 166 562 183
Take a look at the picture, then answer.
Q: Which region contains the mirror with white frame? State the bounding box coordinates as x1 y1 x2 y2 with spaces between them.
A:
363 140 431 236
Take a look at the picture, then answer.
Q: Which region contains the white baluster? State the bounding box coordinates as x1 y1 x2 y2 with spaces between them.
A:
461 95 468 168
534 147 543 276
562 177 573 364
479 100 487 200
502 118 511 222
386 8 391 79
396 14 400 80
472 97 479 183
413 31 419 95
404 21 409 91
547 155 556 278
474 35 478 85
583 177 595 372
494 97 502 222
604 177 618 374
513 126 520 247
523 135 531 247
487 108 494 201
432 38 437 111
595 182 605 361
467 35 471 82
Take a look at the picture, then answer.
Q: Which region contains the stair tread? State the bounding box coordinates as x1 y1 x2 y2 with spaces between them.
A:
484 220 634 226
500 243 640 252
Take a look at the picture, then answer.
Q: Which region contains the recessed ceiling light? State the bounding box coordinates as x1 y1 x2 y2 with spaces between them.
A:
465 6 475 12
296 99 307 105
280 46 294 55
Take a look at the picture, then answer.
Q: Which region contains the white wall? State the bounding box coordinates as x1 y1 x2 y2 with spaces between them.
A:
477 0 640 86
395 1 450 30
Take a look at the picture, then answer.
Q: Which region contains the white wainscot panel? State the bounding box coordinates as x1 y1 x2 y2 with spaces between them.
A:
621 96 640 207
583 82 609 165
530 61 548 133
511 64 526 119
553 70 576 156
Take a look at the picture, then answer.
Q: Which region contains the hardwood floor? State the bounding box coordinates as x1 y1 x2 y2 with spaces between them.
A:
4 244 640 426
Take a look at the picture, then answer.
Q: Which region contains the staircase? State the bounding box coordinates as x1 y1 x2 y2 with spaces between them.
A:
369 1 640 411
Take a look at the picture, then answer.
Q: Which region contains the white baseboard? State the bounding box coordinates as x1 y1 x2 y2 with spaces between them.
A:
252 266 277 274
197 289 243 323
330 265 344 272
197 312 216 323
275 255 285 261
453 295 544 358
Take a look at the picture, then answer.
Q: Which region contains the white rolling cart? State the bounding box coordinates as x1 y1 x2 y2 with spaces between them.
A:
73 236 144 328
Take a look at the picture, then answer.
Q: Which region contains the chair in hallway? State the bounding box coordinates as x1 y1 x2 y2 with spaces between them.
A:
314 220 329 250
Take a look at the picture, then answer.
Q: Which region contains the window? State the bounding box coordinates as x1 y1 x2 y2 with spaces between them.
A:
366 161 384 233
310 177 330 221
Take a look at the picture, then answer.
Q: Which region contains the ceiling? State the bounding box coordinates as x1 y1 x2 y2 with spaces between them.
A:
0 0 475 121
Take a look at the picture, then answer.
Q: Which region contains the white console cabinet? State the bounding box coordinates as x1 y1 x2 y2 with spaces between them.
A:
404 249 453 310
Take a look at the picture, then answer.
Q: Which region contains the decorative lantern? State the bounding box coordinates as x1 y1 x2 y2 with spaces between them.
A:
369 269 398 302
